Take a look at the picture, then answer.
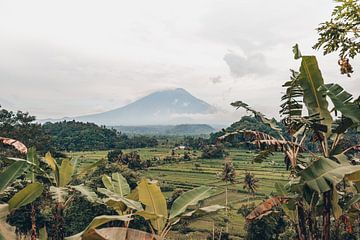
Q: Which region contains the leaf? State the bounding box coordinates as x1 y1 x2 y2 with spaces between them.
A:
44 152 59 172
253 149 274 163
65 215 132 240
246 196 287 221
0 204 9 220
8 182 44 210
298 56 332 134
101 173 130 197
50 186 68 203
102 175 114 192
137 179 167 232
0 160 29 193
331 187 342 220
344 193 360 210
72 185 99 203
293 44 302 59
169 186 212 219
74 159 104 178
320 83 360 124
104 196 143 213
199 204 225 213
59 159 74 187
275 182 288 196
39 227 48 240
230 101 282 132
112 173 130 197
0 137 27 154
44 152 59 184
182 205 225 218
27 147 39 182
87 227 155 240
299 157 360 193
0 204 16 240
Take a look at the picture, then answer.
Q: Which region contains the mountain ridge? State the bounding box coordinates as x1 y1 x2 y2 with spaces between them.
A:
41 88 218 126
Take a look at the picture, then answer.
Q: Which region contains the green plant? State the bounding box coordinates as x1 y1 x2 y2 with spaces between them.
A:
67 173 222 240
313 0 359 76
220 45 360 240
0 137 44 239
43 152 103 240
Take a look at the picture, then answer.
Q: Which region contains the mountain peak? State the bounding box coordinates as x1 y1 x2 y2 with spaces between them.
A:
45 88 217 126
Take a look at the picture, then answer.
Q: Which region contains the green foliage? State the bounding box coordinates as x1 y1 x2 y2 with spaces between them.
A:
42 121 120 151
0 106 50 156
169 186 212 219
42 121 158 152
210 116 283 147
313 0 359 74
218 159 236 184
107 149 123 163
243 172 259 195
201 144 226 159
244 209 292 240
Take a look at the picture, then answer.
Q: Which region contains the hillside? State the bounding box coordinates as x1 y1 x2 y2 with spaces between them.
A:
112 124 215 136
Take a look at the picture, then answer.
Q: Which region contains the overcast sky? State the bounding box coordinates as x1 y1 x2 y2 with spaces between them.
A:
0 0 359 123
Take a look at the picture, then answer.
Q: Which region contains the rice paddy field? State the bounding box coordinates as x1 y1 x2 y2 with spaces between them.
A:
67 147 290 239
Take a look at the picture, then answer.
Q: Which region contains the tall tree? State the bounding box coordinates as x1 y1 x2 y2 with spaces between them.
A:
313 0 360 76
218 159 236 233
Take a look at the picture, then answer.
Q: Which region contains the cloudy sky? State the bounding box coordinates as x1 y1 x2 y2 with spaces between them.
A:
0 0 359 123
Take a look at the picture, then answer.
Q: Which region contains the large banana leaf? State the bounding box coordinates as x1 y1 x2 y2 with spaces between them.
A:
246 196 288 221
73 159 104 178
72 185 100 203
59 159 74 187
44 152 59 184
298 56 332 133
230 101 282 132
88 227 155 240
65 215 132 240
8 182 44 210
0 137 27 154
299 157 360 193
27 147 39 182
169 186 212 219
0 204 16 240
102 173 130 197
104 197 143 213
320 83 360 124
137 179 167 232
0 160 29 193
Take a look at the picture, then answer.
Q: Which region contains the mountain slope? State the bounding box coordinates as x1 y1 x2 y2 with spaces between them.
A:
58 88 217 125
113 124 216 136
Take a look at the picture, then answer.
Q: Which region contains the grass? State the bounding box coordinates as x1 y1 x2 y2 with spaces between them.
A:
67 147 290 239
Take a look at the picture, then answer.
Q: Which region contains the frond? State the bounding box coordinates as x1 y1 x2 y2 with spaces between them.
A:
50 186 68 203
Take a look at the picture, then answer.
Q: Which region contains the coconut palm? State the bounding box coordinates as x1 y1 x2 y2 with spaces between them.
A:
243 171 259 197
218 159 236 211
217 158 236 233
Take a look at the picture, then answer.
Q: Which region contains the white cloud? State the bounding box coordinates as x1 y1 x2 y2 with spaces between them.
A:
0 0 358 122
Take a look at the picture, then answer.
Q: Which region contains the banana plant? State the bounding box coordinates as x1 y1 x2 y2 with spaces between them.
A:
43 152 103 240
67 173 222 240
220 45 360 240
0 138 44 240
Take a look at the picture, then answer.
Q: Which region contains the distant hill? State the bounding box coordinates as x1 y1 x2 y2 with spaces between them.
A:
43 88 217 126
112 124 216 136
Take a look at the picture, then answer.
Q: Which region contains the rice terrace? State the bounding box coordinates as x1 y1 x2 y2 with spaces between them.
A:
0 0 359 240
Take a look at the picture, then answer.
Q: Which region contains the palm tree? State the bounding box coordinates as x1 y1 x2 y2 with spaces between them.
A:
218 158 236 233
243 171 259 201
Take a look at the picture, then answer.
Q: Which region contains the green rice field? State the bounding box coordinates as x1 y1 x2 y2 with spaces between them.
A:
67 147 290 239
